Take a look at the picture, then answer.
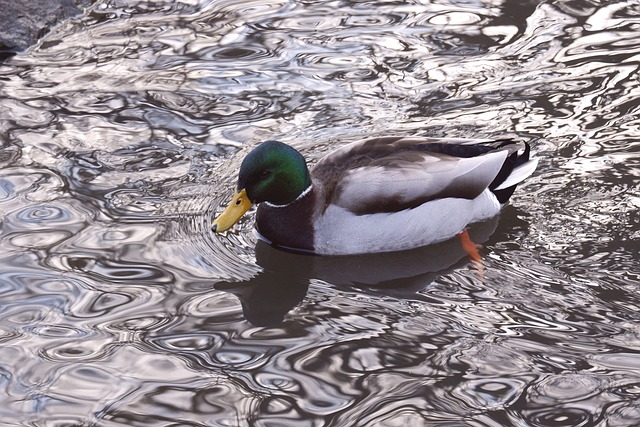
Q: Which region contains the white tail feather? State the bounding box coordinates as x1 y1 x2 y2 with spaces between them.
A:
494 158 539 190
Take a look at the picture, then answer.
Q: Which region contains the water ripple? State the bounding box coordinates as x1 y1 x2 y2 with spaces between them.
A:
1 0 640 425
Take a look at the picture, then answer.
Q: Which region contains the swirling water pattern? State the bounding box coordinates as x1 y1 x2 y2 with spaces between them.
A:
0 0 639 425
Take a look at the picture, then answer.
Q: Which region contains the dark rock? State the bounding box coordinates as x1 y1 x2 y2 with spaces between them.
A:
0 0 91 55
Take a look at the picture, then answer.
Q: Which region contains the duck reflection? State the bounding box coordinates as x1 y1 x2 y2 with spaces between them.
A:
215 217 499 326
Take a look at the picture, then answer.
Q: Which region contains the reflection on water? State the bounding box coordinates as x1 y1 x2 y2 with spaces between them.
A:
217 218 498 326
1 0 639 425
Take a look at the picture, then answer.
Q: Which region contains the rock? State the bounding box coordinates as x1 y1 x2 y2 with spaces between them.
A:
0 0 91 55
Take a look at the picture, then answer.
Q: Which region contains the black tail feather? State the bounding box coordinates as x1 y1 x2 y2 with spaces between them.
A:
490 141 532 204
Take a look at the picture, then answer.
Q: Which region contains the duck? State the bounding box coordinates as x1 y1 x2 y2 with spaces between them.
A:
211 136 538 255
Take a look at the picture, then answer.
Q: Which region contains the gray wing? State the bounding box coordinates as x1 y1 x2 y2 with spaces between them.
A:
312 137 514 215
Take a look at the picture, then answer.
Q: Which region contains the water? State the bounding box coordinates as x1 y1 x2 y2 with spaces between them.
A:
0 0 639 425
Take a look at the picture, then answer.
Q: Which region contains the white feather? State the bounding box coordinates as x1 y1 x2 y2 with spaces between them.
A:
494 158 539 190
313 190 501 255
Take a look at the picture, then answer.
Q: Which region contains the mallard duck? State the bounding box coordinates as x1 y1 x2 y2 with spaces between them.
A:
212 136 538 255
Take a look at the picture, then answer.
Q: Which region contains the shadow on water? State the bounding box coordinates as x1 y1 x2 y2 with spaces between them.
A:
215 217 499 326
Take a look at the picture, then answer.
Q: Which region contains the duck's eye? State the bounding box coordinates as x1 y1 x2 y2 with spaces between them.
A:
259 170 271 180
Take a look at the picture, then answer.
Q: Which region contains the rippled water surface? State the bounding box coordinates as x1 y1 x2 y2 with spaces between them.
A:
1 0 639 425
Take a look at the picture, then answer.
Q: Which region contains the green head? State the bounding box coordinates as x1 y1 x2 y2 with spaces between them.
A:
238 140 312 205
212 141 311 233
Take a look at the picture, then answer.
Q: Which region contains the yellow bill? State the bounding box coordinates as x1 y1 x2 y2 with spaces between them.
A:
211 188 253 233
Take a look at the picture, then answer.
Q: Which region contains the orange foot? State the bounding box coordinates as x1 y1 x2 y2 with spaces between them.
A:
458 229 484 278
